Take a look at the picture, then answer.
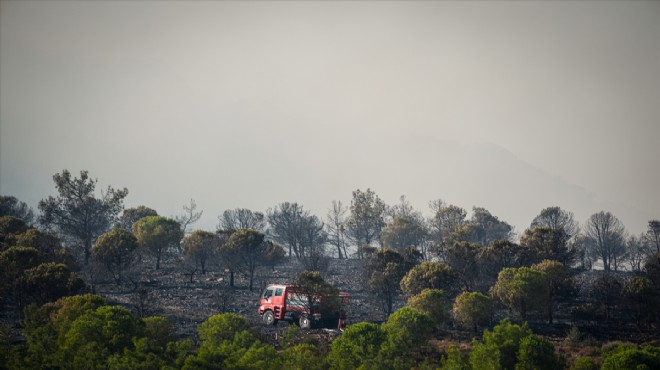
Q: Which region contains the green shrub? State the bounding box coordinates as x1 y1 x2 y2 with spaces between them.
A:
408 288 451 329
601 345 660 370
515 335 561 370
470 319 533 370
197 313 250 348
328 322 386 370
570 357 599 370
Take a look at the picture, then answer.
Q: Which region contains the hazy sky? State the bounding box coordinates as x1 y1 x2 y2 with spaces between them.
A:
1 1 658 236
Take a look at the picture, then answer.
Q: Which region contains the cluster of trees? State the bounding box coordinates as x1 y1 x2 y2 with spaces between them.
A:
3 293 659 370
3 169 660 369
0 212 84 311
6 170 659 279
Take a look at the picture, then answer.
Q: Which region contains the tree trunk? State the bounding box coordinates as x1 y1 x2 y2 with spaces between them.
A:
83 236 92 265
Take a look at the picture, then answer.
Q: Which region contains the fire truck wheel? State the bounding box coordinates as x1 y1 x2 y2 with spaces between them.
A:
299 315 311 329
262 311 276 326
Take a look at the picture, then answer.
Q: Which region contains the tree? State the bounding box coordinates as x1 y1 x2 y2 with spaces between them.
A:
644 220 660 254
622 276 658 327
92 228 138 285
452 291 493 335
14 228 63 260
132 216 183 269
515 335 562 370
428 203 467 261
531 260 574 323
62 305 145 359
116 206 158 231
400 261 458 297
0 215 30 247
0 246 42 307
174 198 203 236
328 322 386 369
584 211 626 272
38 170 128 264
346 189 387 251
296 214 330 271
142 316 175 349
363 248 408 315
267 202 327 264
520 226 577 266
281 343 325 370
478 240 525 286
626 234 649 272
407 289 451 329
469 207 513 246
570 357 599 370
469 319 533 370
388 195 422 221
219 229 284 291
20 294 107 368
490 267 549 320
531 206 579 240
217 208 266 232
20 262 85 305
292 271 340 327
380 216 427 253
445 241 481 291
326 200 349 259
197 313 250 348
0 195 35 224
379 307 434 369
181 230 219 276
601 345 660 370
645 253 660 290
589 273 622 321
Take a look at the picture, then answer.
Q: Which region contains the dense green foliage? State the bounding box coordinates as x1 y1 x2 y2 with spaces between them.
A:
181 230 219 275
133 216 183 270
407 288 450 329
490 267 549 320
452 291 493 334
93 228 139 284
400 261 458 297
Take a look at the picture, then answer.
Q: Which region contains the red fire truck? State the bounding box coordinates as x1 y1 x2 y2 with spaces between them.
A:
258 284 349 329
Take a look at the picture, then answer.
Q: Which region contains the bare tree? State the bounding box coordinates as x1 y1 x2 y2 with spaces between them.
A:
326 200 348 259
175 198 203 236
268 202 328 269
217 208 266 232
644 220 660 254
584 211 627 272
626 234 649 272
531 206 580 238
